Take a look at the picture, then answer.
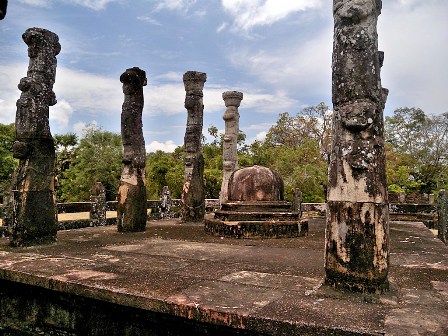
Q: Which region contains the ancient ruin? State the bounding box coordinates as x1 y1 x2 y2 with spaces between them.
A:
325 0 390 292
8 28 60 247
205 165 308 238
438 190 447 244
181 71 206 222
117 67 147 232
220 91 243 204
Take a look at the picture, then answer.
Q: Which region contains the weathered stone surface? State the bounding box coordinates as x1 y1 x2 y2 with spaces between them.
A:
325 0 390 292
117 67 147 232
228 166 284 202
8 28 60 247
220 91 243 204
90 181 106 227
438 190 447 244
181 71 206 222
0 0 7 20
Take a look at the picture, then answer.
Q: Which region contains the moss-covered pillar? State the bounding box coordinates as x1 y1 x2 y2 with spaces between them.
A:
181 71 206 222
220 91 243 204
9 28 60 247
325 0 390 293
117 67 147 232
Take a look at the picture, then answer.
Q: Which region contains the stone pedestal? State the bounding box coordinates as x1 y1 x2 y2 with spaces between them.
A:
117 67 147 232
220 91 243 204
9 28 60 247
325 0 390 293
206 166 308 238
181 71 206 222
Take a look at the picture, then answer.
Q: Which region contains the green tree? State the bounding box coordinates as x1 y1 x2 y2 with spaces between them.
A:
54 133 78 199
385 108 448 193
0 123 18 199
60 128 122 201
146 150 183 199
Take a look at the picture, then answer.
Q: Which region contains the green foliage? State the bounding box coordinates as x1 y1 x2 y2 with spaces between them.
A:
385 108 448 193
0 123 18 196
146 150 183 199
59 128 122 202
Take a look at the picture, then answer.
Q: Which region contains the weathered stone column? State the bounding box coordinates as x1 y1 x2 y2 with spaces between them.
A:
438 190 447 244
325 0 390 292
90 182 106 227
117 67 147 232
220 91 243 204
292 188 302 216
181 71 206 222
9 28 60 247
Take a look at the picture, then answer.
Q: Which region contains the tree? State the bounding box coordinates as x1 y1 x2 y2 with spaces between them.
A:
0 123 17 200
385 108 448 193
265 102 332 162
59 128 122 201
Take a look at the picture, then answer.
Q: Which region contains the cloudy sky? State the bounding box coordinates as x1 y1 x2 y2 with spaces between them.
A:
0 0 447 152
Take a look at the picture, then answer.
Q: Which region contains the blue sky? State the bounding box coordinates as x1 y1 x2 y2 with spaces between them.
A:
0 0 447 152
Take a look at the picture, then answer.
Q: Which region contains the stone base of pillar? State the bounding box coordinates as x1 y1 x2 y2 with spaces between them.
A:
10 190 57 247
117 183 147 232
325 201 389 293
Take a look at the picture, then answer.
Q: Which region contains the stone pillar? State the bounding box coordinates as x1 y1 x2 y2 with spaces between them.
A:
438 190 447 244
181 71 206 222
325 1 390 292
0 0 7 20
9 28 60 247
292 188 302 216
159 186 172 219
90 182 106 227
220 91 243 204
117 67 147 232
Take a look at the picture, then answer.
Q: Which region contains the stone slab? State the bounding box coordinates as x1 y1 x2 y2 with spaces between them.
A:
0 219 447 335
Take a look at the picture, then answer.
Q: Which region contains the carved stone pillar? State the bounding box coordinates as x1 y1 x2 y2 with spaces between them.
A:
325 0 390 292
9 28 60 247
90 182 106 227
438 190 447 244
181 71 206 222
220 91 243 204
117 67 147 232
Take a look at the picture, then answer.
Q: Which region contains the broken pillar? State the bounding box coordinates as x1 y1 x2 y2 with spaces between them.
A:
325 0 390 293
181 71 206 222
438 190 447 244
117 67 147 232
90 182 106 227
220 91 243 204
8 28 60 247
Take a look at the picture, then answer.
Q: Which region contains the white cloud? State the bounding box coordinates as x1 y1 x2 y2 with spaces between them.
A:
221 0 322 31
73 120 99 135
154 0 197 13
17 0 51 7
216 22 228 33
146 140 178 153
0 63 27 125
49 99 74 130
137 16 162 25
64 0 119 10
379 1 448 114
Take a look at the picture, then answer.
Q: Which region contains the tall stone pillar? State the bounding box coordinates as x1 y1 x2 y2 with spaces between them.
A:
325 0 390 292
181 71 206 222
9 28 61 247
90 182 106 227
219 91 243 204
117 67 147 232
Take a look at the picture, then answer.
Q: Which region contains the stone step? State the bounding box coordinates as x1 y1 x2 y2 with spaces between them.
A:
214 210 300 222
221 201 293 212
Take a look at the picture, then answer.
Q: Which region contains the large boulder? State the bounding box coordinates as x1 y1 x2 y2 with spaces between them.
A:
227 165 284 202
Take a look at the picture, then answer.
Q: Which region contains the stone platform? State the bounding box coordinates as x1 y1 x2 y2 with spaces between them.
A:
0 219 447 335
